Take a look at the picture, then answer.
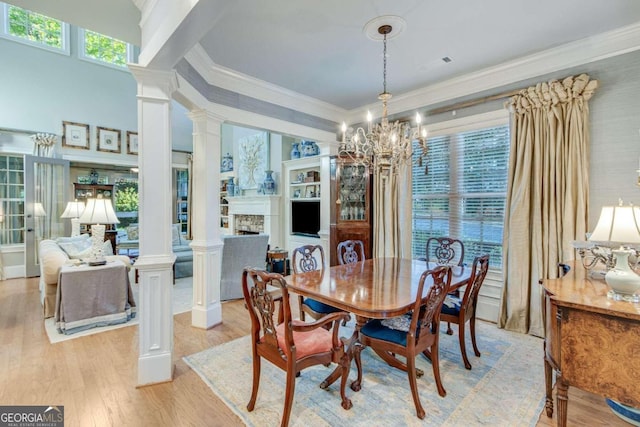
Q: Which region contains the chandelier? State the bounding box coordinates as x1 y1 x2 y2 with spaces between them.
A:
339 23 428 176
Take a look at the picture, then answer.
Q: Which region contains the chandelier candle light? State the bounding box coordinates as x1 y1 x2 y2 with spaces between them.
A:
340 19 428 177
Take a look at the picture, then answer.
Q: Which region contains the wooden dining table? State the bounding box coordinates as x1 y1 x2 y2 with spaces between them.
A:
284 257 472 390
285 257 471 322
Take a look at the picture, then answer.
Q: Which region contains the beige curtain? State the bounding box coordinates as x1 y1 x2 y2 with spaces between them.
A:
373 163 412 258
32 134 58 241
498 74 598 336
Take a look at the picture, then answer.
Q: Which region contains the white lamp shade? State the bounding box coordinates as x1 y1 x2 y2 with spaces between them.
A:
33 202 47 217
60 201 85 218
78 197 120 225
589 205 640 244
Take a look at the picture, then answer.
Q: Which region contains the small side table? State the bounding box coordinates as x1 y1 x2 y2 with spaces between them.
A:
267 248 289 275
55 261 136 334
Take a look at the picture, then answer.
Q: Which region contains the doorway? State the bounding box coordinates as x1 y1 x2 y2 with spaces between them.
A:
24 155 69 277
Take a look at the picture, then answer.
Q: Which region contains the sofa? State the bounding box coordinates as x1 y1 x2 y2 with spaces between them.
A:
118 224 193 279
39 235 131 318
220 234 269 301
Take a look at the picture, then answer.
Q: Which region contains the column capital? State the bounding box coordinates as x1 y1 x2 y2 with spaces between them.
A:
129 65 179 100
188 109 226 124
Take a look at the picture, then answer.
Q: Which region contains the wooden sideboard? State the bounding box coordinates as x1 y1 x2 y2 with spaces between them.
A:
540 261 640 427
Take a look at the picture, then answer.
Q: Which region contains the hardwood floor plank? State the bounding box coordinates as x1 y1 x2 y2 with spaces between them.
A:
0 277 628 426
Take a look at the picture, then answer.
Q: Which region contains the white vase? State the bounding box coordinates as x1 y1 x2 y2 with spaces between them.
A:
605 249 640 300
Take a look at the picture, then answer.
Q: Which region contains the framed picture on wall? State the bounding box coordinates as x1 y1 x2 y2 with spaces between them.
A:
127 131 138 154
238 131 269 190
62 121 90 149
97 126 121 153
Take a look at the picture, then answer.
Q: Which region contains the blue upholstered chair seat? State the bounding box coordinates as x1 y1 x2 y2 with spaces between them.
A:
361 319 409 346
305 298 341 314
441 295 461 316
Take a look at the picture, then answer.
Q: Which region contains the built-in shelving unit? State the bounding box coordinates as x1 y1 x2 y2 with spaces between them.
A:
283 156 329 255
220 172 233 234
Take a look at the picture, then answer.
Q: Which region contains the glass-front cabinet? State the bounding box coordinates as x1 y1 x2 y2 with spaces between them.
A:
329 156 372 265
337 163 368 221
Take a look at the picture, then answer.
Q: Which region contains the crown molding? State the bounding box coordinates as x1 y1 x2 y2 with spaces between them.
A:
174 73 336 143
184 44 347 122
182 22 640 126
350 21 640 120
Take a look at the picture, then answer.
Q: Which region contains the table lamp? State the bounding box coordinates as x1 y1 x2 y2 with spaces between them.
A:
60 200 85 237
33 202 47 217
588 202 640 302
78 195 119 266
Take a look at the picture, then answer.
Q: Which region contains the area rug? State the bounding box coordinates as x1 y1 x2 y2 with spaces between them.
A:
44 277 193 344
184 321 545 426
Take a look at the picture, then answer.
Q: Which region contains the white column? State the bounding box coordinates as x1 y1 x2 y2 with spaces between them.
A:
129 65 178 386
188 110 225 329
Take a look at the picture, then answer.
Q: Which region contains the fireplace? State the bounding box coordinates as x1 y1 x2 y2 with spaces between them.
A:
234 214 264 234
227 196 282 248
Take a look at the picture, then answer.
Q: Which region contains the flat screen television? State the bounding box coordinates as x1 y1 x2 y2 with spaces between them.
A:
291 201 320 238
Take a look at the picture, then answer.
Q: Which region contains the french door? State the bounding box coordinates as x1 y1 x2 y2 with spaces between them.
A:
24 155 69 277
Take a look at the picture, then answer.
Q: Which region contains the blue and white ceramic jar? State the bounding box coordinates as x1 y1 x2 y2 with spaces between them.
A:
221 153 233 172
226 177 235 197
300 140 319 157
263 170 276 195
290 143 300 160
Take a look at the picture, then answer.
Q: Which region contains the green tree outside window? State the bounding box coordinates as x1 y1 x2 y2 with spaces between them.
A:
8 6 62 49
84 30 127 67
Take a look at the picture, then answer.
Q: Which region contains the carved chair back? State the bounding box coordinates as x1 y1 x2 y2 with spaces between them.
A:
291 244 326 274
337 240 366 265
460 255 490 316
426 237 465 266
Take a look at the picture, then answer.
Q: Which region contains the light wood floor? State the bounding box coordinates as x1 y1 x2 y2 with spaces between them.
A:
0 277 629 427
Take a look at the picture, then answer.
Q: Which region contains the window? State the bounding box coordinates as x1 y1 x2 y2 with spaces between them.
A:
174 169 189 234
1 3 69 54
412 114 510 270
79 28 131 69
114 178 139 229
0 155 25 245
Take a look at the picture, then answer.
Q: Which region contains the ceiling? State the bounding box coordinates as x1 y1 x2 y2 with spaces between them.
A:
7 0 640 111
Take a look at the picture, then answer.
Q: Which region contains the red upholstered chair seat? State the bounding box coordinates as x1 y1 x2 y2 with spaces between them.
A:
274 320 333 359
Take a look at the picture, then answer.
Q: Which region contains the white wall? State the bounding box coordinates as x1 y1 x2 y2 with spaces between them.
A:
0 33 193 156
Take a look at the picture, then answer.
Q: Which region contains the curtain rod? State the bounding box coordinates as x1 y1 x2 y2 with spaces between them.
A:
426 88 521 116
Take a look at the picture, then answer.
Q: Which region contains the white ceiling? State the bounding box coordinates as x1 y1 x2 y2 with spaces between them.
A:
6 0 640 110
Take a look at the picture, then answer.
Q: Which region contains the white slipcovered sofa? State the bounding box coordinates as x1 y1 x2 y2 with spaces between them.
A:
39 235 131 318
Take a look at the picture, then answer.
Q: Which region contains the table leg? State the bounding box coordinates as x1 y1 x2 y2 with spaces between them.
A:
320 331 359 391
544 345 553 417
556 376 569 427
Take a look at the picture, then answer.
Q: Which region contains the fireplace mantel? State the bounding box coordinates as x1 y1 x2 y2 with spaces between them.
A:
227 195 281 248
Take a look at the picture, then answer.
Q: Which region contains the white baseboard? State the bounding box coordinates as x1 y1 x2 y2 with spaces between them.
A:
3 265 25 280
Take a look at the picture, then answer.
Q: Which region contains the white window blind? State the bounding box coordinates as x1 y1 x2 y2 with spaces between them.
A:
412 124 510 269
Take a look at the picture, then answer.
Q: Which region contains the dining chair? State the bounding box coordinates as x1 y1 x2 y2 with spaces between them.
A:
242 268 353 426
425 237 465 266
353 265 452 420
336 239 366 265
291 244 343 322
440 254 490 370
425 236 465 333
558 262 571 277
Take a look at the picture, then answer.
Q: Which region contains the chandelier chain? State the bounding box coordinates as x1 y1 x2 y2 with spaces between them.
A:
339 22 429 177
382 32 387 95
